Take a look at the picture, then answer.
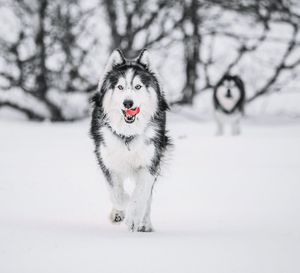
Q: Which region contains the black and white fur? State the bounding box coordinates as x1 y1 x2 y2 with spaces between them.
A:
90 49 170 232
213 75 246 135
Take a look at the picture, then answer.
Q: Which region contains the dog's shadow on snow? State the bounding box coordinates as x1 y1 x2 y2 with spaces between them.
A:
3 218 272 239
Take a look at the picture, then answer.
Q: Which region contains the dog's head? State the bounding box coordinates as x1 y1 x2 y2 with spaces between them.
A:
97 49 167 136
215 75 245 112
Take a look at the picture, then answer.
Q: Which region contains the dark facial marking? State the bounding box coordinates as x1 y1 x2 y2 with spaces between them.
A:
104 62 159 95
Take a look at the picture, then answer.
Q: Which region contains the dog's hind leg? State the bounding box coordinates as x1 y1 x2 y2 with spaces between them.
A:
125 169 156 232
232 118 241 136
215 115 224 136
107 173 129 224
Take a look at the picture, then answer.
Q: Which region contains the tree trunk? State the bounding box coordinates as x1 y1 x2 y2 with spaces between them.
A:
35 0 48 99
179 0 201 105
34 0 64 121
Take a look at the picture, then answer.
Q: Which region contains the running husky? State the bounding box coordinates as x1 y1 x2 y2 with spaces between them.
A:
90 49 170 232
213 75 246 135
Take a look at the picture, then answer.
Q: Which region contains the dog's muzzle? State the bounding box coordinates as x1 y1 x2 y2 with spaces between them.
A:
122 107 140 124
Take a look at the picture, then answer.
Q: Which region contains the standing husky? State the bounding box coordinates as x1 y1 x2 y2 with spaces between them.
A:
213 75 246 135
90 49 170 232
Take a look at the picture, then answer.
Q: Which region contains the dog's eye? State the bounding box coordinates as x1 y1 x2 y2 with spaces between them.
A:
135 84 142 90
117 85 124 90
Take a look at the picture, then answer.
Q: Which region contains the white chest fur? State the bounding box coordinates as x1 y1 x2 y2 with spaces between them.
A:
99 126 155 175
215 109 241 124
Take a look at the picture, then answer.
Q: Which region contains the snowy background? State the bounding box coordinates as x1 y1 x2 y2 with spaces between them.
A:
0 1 300 272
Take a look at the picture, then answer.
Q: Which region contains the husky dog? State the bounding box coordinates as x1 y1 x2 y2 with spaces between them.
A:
213 75 246 135
90 49 170 232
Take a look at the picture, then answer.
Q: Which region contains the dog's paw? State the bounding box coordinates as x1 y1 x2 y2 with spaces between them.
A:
125 205 144 232
125 213 140 232
110 208 125 224
137 223 154 232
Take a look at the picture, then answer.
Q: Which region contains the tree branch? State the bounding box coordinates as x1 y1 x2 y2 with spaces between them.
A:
0 101 45 121
247 23 299 102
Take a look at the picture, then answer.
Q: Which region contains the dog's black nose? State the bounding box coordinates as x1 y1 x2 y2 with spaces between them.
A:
225 88 232 98
123 100 134 109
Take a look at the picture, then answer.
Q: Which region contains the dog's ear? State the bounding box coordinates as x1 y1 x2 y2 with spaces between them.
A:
233 75 245 93
137 48 164 90
137 49 151 69
104 49 126 72
98 49 125 91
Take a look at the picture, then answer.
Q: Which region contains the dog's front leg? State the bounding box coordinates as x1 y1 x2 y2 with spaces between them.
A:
125 169 155 232
138 190 154 232
107 173 129 224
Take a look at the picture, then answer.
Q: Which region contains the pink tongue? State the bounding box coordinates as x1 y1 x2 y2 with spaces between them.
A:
126 107 140 116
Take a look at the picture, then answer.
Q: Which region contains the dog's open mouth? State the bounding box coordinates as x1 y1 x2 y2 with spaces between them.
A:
122 107 140 124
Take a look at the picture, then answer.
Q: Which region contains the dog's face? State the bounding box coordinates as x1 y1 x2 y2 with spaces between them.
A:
215 77 242 112
99 49 160 136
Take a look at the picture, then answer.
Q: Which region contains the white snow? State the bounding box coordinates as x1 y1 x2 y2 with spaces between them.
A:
0 113 300 273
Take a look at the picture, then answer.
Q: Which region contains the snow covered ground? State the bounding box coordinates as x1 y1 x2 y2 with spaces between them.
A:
0 113 300 273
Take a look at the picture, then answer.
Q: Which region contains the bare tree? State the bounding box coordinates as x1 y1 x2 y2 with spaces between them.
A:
102 0 184 58
211 0 300 103
1 0 300 120
177 0 201 105
174 0 300 105
0 0 99 121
